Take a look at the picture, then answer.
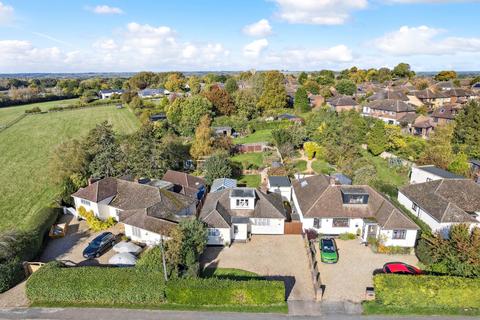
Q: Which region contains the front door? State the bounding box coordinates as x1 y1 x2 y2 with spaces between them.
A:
232 223 248 241
362 223 378 242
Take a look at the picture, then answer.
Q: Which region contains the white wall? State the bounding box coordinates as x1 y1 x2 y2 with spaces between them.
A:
230 197 255 210
206 228 232 246
73 197 99 217
380 229 417 247
232 223 248 241
268 186 292 202
410 167 442 184
398 191 443 231
124 224 168 246
250 218 284 235
302 217 364 235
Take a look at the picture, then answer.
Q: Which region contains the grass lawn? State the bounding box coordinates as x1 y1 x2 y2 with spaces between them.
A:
363 301 480 316
237 175 261 188
293 160 307 172
0 105 139 232
312 159 333 174
233 129 273 145
0 98 79 127
361 151 408 188
230 152 264 168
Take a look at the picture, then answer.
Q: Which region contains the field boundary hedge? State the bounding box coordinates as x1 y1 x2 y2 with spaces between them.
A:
26 263 286 312
373 274 480 312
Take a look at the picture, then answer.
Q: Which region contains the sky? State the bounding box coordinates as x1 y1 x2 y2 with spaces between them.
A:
0 0 480 72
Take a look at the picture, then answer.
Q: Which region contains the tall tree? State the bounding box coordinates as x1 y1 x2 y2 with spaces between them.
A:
335 79 356 96
453 100 480 158
179 95 212 136
435 70 457 81
294 87 310 113
164 73 185 92
190 115 214 159
392 63 415 79
187 76 201 94
419 124 454 169
203 153 233 185
234 89 259 120
298 72 308 85
367 121 388 156
224 78 238 95
257 71 287 110
203 85 235 115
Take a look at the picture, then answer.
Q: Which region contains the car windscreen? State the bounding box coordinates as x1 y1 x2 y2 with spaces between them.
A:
322 240 335 252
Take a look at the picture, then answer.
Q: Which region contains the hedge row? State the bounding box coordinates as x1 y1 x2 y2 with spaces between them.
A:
374 274 480 310
48 99 121 112
0 207 59 292
26 263 285 308
0 94 76 108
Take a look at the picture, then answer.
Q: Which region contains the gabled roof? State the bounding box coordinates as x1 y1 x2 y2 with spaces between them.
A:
415 165 464 179
399 179 480 223
366 99 416 112
292 175 418 229
199 189 287 228
268 176 291 187
411 89 449 100
162 170 205 199
72 177 117 203
413 115 435 129
368 89 408 102
431 105 459 120
327 95 357 107
444 88 475 97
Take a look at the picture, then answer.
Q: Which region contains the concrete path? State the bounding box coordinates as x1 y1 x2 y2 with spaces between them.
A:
0 307 469 320
0 282 28 308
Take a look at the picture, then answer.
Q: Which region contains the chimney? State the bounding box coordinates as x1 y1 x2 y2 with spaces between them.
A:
88 177 99 185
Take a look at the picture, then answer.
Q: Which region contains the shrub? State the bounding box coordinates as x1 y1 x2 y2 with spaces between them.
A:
303 141 323 160
339 233 356 240
136 246 165 274
374 274 480 310
166 278 285 306
77 206 116 232
376 245 412 255
25 106 41 114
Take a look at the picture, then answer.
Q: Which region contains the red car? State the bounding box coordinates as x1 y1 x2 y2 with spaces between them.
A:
383 262 422 275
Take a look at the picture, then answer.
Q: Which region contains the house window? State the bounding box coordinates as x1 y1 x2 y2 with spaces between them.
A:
392 230 407 240
313 218 321 229
412 202 418 212
131 226 141 238
348 195 366 204
208 229 220 237
332 218 349 228
233 225 239 234
254 218 270 226
80 199 91 206
426 178 432 182
236 198 249 208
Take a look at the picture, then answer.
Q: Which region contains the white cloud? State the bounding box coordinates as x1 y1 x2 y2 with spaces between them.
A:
242 19 272 37
373 25 480 56
91 5 123 15
264 45 353 68
0 40 67 71
273 0 367 25
0 2 14 25
243 39 269 58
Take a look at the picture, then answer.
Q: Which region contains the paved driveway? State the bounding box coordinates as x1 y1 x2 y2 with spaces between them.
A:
317 239 418 302
200 235 315 301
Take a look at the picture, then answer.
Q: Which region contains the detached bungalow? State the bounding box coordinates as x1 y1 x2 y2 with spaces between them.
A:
326 95 359 112
72 177 197 245
162 170 207 207
98 89 124 99
292 175 419 247
398 179 480 237
409 165 464 184
199 188 287 245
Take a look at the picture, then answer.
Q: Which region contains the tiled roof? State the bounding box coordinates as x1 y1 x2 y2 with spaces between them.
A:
366 99 416 112
327 95 357 106
368 89 408 102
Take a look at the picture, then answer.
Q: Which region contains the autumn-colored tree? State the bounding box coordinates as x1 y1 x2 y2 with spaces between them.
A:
187 76 201 94
448 152 471 177
434 70 457 81
190 115 214 159
418 123 454 169
203 85 235 115
164 73 185 92
257 71 287 110
303 141 323 160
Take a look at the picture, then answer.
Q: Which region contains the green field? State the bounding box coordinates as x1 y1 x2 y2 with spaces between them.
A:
0 105 139 232
312 159 333 174
233 129 273 145
0 98 79 127
237 175 261 188
231 152 264 168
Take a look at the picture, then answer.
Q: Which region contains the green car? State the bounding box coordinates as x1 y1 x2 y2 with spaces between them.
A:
320 238 338 263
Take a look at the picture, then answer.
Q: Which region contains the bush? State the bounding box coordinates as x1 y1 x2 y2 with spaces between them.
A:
374 274 480 310
339 233 356 240
166 278 285 306
25 106 42 114
376 245 412 255
136 246 165 274
77 206 116 232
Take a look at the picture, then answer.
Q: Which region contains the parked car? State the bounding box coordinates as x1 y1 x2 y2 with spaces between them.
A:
320 238 338 263
383 262 422 275
83 232 116 259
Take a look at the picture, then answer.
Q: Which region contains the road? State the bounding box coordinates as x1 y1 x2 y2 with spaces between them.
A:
0 308 470 320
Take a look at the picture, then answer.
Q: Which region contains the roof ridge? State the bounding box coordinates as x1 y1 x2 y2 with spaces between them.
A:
305 177 331 215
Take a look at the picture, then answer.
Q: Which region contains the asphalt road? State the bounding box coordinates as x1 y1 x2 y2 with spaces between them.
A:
0 308 471 320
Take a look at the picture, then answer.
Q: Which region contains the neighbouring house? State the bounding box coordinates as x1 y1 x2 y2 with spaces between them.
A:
330 173 352 185
291 175 419 247
409 165 464 184
472 82 480 91
407 89 450 108
367 89 409 102
267 176 292 201
401 114 435 138
162 170 207 207
71 177 197 245
431 105 459 125
326 95 359 112
212 126 233 137
149 113 167 122
98 89 124 99
308 93 325 108
210 178 237 193
363 99 416 125
443 88 477 104
398 179 480 236
138 88 168 98
277 113 304 124
435 81 456 91
199 188 287 245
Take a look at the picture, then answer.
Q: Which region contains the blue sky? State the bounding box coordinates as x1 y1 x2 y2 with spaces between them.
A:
0 0 480 72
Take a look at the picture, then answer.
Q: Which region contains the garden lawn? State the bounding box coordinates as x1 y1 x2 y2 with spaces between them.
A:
238 175 261 188
0 105 139 232
234 129 273 144
312 159 333 174
361 151 408 188
230 152 264 168
293 160 307 172
0 98 79 127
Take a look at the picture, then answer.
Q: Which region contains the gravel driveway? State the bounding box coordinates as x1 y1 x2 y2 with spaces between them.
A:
317 239 418 302
201 235 315 301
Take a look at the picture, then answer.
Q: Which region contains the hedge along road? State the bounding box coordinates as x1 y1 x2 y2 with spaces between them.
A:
0 308 467 320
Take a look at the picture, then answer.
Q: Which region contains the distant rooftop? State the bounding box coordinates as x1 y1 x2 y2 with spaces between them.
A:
417 165 464 179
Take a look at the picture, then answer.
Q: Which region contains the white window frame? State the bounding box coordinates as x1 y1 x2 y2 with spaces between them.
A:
412 202 418 212
254 218 270 226
80 199 91 206
313 218 321 229
392 229 407 240
131 226 141 238
208 228 220 237
235 198 249 208
332 218 349 228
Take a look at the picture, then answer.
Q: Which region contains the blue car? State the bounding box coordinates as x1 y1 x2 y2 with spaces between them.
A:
83 232 115 259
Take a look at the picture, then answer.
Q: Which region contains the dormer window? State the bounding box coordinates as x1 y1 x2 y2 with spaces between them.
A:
341 187 369 205
230 187 255 210
236 198 249 208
